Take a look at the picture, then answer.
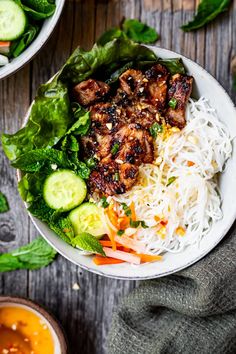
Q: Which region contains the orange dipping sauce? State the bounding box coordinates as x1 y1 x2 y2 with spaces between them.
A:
0 306 54 354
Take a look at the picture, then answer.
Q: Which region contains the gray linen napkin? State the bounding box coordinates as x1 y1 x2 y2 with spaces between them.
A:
107 223 236 354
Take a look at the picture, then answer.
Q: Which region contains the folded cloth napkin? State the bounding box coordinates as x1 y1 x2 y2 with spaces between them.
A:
107 224 236 354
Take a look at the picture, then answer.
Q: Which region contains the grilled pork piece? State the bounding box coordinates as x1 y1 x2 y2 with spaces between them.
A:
77 65 193 196
144 64 169 110
89 160 139 196
72 79 110 106
113 124 154 165
88 124 154 195
119 69 144 95
117 64 169 112
165 74 193 129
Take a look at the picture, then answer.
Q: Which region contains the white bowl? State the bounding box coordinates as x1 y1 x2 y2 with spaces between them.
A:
21 46 236 280
0 0 65 80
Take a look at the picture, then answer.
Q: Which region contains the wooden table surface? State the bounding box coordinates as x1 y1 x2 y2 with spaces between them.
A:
0 1 236 353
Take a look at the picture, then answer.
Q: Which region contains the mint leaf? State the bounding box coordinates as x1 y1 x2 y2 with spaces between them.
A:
11 147 90 179
97 19 159 46
181 0 231 32
72 233 105 256
0 192 9 213
61 135 79 152
28 197 57 221
0 237 57 272
11 149 70 172
122 19 159 44
50 217 74 245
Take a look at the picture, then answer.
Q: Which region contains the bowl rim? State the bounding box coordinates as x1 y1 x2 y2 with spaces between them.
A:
0 295 68 353
17 45 236 280
0 0 66 81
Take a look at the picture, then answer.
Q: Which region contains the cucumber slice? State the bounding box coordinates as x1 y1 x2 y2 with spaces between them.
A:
0 1 27 41
43 170 87 211
69 203 106 238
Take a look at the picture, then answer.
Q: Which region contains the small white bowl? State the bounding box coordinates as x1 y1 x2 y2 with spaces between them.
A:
20 46 236 280
0 0 65 80
0 296 67 353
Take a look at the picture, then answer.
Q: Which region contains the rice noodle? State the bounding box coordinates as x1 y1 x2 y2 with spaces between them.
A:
95 97 232 255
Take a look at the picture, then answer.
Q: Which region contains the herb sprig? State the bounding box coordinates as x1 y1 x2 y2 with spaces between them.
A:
0 237 57 272
181 0 231 32
97 18 159 46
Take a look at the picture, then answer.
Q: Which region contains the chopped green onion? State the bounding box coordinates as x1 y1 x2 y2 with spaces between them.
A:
117 230 125 236
167 176 176 186
149 122 163 138
130 220 140 228
130 219 149 228
114 172 120 181
85 157 97 169
168 98 177 109
121 203 132 216
111 142 120 155
101 196 109 208
141 220 149 229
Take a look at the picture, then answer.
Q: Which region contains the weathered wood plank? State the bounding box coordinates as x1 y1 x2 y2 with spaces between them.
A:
94 0 108 41
0 66 30 296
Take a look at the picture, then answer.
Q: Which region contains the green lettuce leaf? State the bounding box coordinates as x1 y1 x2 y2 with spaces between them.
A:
66 103 91 136
105 61 134 84
157 58 186 75
18 173 45 202
2 80 71 161
181 0 231 32
97 28 126 46
0 237 57 272
58 38 157 84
